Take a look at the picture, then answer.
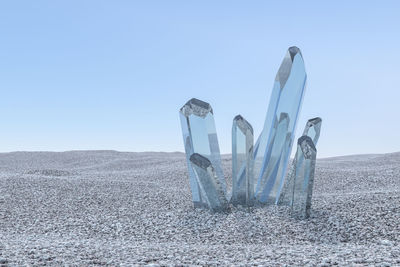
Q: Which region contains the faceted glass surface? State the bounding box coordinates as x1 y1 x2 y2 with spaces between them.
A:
190 153 229 212
254 46 307 204
291 136 317 219
179 98 226 208
278 117 322 206
231 115 254 206
255 113 290 203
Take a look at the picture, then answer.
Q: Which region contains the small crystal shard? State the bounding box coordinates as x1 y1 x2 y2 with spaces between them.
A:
190 153 229 212
290 136 317 219
278 117 322 206
254 46 307 204
179 98 226 208
231 115 254 206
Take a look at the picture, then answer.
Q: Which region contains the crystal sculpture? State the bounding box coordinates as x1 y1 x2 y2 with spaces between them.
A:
179 98 226 208
231 115 254 206
179 47 319 213
190 153 229 212
290 136 317 219
254 46 307 204
278 117 322 206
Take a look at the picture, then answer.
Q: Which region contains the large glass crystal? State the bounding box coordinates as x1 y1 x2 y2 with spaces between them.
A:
254 46 307 204
190 153 229 212
231 115 254 206
290 136 317 219
179 98 226 208
278 117 322 206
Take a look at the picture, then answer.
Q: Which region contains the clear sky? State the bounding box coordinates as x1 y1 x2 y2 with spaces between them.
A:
1 1 399 158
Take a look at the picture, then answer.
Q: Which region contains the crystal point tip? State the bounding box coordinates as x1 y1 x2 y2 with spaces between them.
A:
275 46 304 89
190 153 212 169
233 115 253 135
307 117 322 125
298 136 316 159
180 98 213 118
288 46 302 60
279 112 289 122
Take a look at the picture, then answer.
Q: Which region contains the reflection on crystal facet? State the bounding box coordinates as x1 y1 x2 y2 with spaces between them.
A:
254 47 307 204
255 113 290 203
231 115 254 206
190 153 229 212
278 117 322 206
179 98 226 208
290 136 317 219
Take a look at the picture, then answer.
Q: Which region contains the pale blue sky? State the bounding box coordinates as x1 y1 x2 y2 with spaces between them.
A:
1 1 399 157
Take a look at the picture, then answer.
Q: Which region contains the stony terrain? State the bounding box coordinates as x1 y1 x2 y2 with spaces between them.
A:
0 151 399 266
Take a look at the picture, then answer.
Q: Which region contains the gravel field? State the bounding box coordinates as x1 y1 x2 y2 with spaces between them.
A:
0 151 399 266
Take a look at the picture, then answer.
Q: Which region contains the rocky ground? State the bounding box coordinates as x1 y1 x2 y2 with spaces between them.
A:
0 151 399 266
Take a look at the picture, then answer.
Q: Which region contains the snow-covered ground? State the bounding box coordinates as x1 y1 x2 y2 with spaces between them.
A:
0 151 399 266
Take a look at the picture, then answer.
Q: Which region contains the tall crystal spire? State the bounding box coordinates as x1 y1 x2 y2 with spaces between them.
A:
290 136 317 219
254 47 307 204
231 115 254 206
179 98 226 208
278 117 322 206
190 153 229 212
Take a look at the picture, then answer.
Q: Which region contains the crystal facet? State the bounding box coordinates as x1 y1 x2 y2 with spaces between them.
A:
278 117 322 206
190 153 229 212
255 113 290 203
179 98 226 208
290 136 317 219
254 46 307 204
231 115 254 206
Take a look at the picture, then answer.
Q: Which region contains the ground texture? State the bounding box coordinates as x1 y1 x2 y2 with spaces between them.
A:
0 151 399 266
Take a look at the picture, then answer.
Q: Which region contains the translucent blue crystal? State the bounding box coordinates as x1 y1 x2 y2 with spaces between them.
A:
255 113 290 203
278 117 322 206
231 115 254 206
179 98 226 208
290 136 317 219
190 153 229 212
254 46 307 204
